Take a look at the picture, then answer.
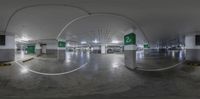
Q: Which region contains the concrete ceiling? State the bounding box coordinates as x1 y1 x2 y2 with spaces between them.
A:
59 14 145 44
7 6 87 40
1 0 200 44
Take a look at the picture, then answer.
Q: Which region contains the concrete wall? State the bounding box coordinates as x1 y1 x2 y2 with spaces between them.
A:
124 45 136 69
46 43 57 55
35 49 41 56
57 49 66 61
124 50 136 69
46 49 57 55
185 33 200 61
41 45 47 54
35 43 41 56
186 49 200 61
185 34 200 49
46 43 66 60
0 35 15 62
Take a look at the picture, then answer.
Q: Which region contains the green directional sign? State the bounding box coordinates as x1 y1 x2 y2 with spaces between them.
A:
58 41 66 48
26 45 35 54
144 43 149 48
124 33 136 45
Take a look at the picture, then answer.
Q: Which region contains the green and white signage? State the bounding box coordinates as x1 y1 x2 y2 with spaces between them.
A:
144 43 149 48
124 33 136 45
58 41 66 48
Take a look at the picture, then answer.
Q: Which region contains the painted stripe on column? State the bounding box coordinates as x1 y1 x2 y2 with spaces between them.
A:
185 47 200 49
124 45 137 50
57 48 66 50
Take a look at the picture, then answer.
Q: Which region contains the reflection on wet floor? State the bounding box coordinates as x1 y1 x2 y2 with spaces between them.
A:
23 52 90 74
15 51 34 61
136 50 185 69
1 50 199 99
15 50 186 74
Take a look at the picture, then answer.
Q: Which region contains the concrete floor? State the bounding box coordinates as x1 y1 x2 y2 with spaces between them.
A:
0 50 199 99
137 50 185 69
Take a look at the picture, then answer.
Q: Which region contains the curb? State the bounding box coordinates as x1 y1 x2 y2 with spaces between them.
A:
185 62 200 66
0 63 12 66
22 58 34 63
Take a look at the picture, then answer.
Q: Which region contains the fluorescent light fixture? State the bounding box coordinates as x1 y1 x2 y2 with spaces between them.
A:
16 37 29 42
21 37 29 41
112 63 119 68
93 39 98 43
111 40 119 44
81 41 87 44
67 43 70 47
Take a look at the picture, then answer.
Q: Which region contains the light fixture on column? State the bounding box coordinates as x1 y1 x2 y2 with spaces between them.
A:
16 36 30 42
21 37 29 41
81 41 87 44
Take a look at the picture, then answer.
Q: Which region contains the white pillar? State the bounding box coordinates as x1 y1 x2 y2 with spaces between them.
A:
124 45 137 69
185 33 200 61
0 35 15 62
35 43 41 56
41 44 47 54
20 45 23 51
101 45 106 54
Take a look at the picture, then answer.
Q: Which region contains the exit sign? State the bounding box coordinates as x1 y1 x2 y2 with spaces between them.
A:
58 41 66 48
124 33 136 45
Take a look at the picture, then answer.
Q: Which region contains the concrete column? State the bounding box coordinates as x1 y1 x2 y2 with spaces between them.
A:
41 44 47 54
124 33 137 69
101 45 106 54
0 35 15 62
57 40 66 61
124 45 137 69
15 43 17 54
185 33 200 61
144 49 149 55
35 43 41 56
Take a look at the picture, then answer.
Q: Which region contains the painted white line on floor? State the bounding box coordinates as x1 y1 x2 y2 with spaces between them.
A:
15 58 88 76
136 61 184 71
121 61 184 71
